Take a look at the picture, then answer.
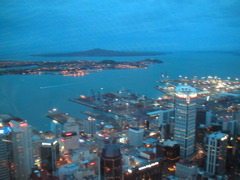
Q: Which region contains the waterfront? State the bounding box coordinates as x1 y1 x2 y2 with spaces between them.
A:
0 52 239 131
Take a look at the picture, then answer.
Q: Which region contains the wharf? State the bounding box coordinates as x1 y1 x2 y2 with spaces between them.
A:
81 110 120 129
69 91 157 120
46 112 84 126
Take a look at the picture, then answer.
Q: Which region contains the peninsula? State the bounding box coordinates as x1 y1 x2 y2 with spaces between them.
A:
0 58 163 76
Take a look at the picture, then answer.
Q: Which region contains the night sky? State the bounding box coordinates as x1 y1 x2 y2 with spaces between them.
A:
0 0 240 55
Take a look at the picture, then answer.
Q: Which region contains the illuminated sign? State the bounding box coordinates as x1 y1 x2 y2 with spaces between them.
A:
176 93 197 99
0 127 11 134
62 132 77 137
221 135 228 141
128 169 132 173
20 123 28 127
52 120 58 123
138 162 159 171
42 142 51 146
9 122 14 127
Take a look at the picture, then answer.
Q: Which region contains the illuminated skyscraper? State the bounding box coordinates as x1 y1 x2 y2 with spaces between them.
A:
206 132 228 175
174 86 197 158
0 121 14 180
10 120 34 180
100 144 122 180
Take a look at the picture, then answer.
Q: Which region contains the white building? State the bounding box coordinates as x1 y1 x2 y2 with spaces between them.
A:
60 132 79 155
64 117 79 135
174 86 197 158
129 127 144 147
84 117 96 137
58 163 95 180
206 131 228 176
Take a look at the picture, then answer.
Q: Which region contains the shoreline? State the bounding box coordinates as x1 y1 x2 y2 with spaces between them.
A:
0 58 163 76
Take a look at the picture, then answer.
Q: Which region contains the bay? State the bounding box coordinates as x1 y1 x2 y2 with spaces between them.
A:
0 52 239 131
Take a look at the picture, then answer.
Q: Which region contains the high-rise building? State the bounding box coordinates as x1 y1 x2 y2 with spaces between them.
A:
128 127 144 147
40 139 59 173
0 121 14 180
175 159 197 180
100 144 122 180
64 117 79 135
84 117 96 137
10 120 34 180
60 131 79 155
206 132 228 176
51 120 62 138
174 86 197 158
156 139 180 163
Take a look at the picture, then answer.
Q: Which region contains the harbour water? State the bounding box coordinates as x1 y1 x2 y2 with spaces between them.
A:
0 52 239 131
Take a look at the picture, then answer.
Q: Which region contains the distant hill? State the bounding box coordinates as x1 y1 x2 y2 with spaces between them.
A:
32 48 167 57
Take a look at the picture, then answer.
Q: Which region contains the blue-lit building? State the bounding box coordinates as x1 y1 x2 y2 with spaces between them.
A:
0 121 14 180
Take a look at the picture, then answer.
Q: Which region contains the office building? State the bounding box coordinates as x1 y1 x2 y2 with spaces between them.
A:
64 117 79 135
206 132 228 176
0 121 14 180
10 120 34 180
156 139 180 163
60 131 79 155
128 127 144 147
174 86 197 158
175 160 197 180
51 120 62 138
100 144 122 180
84 117 96 137
40 139 59 173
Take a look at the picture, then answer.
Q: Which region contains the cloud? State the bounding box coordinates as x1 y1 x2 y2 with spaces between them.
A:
0 0 239 54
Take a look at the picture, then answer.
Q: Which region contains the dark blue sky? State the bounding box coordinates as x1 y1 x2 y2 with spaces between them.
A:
0 0 240 55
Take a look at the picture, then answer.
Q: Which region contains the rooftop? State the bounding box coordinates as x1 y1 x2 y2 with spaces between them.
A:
101 144 121 158
163 139 179 147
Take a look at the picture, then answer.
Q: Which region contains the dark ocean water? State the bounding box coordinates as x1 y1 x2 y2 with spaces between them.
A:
0 52 239 131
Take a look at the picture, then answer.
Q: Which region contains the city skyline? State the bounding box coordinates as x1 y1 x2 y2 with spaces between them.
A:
0 1 240 179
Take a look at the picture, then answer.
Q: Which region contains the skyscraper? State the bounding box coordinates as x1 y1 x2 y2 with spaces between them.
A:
0 121 14 180
10 120 34 180
40 139 59 173
100 144 122 180
206 132 228 175
64 117 79 135
51 120 62 138
174 86 197 158
60 131 79 155
84 117 96 137
128 127 144 147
